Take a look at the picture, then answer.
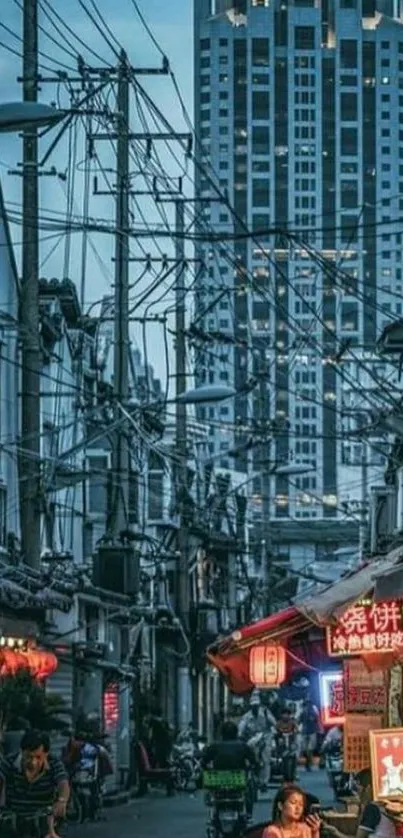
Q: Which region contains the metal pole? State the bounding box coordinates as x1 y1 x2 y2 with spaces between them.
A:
111 50 130 538
175 199 191 728
20 0 40 568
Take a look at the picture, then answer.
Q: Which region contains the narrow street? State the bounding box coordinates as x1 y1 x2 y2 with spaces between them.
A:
77 770 335 838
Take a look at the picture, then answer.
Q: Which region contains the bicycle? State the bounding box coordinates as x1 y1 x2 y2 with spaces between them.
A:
0 807 62 838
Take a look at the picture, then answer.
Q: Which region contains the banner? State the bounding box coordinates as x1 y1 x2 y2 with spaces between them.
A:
344 714 383 773
344 659 387 714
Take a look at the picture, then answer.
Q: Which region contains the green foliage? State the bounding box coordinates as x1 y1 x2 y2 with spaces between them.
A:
0 670 71 734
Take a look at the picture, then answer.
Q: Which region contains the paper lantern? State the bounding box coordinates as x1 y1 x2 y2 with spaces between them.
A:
249 644 286 687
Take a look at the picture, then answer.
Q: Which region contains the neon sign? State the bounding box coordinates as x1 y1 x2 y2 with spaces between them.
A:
327 600 403 657
319 671 345 727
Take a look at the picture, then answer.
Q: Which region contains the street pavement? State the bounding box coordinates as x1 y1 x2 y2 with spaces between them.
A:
76 769 335 838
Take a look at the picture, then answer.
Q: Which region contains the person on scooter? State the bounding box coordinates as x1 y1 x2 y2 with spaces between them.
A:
299 698 322 772
275 707 299 782
238 691 276 789
201 720 257 819
0 729 70 838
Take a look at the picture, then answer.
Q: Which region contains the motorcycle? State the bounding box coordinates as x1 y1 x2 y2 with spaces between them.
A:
325 746 353 800
271 731 297 783
204 769 248 838
171 733 203 791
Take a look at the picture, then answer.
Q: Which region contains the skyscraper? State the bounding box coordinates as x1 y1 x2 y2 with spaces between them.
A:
193 0 403 590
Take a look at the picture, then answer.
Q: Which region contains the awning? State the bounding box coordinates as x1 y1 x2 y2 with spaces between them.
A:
207 548 403 693
207 607 316 694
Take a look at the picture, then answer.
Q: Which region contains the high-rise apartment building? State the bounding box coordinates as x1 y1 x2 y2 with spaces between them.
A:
194 0 403 588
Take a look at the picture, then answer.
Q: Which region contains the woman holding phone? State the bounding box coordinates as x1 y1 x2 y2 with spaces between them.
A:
264 785 321 838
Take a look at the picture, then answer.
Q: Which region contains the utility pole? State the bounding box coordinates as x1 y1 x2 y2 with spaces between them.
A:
175 199 191 730
110 50 130 538
20 0 41 569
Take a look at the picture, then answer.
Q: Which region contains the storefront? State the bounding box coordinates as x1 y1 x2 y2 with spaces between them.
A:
207 547 403 789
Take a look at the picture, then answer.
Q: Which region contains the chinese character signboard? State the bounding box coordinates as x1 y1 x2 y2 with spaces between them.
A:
327 600 403 657
344 714 383 773
370 728 403 800
319 672 345 726
344 659 387 714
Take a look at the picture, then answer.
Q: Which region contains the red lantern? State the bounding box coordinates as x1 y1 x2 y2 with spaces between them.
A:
249 644 286 687
0 649 58 680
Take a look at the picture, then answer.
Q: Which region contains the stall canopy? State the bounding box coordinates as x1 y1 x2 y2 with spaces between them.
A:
207 548 403 694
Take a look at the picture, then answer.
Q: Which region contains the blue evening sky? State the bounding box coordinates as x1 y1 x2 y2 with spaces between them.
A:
0 0 194 382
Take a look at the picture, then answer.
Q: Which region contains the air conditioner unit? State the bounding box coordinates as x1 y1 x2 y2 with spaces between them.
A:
369 486 396 554
92 545 139 597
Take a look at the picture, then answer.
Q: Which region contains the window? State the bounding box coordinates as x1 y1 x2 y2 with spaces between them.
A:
148 472 164 520
341 180 358 208
88 455 109 515
252 90 270 120
200 38 210 51
341 214 359 243
295 26 315 50
253 179 270 206
252 38 269 66
341 127 358 155
340 39 357 69
252 125 269 154
341 92 357 121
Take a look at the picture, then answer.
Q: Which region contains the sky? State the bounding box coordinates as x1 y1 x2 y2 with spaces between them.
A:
0 0 194 386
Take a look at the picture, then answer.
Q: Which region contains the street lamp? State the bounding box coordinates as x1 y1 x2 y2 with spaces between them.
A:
176 384 237 405
0 102 66 133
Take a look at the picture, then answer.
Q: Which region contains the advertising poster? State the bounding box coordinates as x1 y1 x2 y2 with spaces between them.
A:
344 714 383 773
344 659 387 714
370 728 403 800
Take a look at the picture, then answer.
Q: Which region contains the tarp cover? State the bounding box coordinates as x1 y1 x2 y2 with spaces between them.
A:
299 547 403 625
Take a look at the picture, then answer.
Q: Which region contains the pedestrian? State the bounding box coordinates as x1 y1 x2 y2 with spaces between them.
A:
146 708 172 769
325 768 397 838
264 784 321 838
299 698 322 771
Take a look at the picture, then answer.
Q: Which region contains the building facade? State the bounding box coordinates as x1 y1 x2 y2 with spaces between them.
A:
193 0 403 588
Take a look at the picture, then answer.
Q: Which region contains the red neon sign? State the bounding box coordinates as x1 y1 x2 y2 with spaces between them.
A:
319 673 345 726
103 683 119 731
327 600 403 658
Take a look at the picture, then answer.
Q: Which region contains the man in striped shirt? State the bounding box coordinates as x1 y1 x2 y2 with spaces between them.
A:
0 729 70 834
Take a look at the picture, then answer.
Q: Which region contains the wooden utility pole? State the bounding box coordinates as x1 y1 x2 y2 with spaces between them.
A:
110 51 130 538
175 199 191 729
20 0 41 568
